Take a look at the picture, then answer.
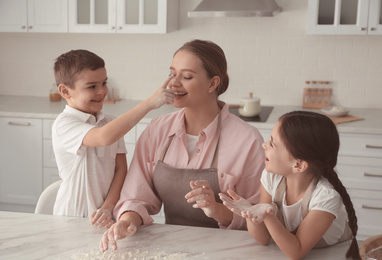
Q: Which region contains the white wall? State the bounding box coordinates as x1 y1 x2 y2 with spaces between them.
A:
0 0 381 108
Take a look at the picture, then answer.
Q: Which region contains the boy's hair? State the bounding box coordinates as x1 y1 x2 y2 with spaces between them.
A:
54 49 105 88
278 111 360 260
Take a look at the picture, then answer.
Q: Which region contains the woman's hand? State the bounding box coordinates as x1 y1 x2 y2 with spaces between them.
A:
90 208 114 229
219 189 253 216
147 76 175 109
185 180 218 217
99 220 137 252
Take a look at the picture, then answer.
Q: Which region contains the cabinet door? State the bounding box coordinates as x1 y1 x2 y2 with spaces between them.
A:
117 0 165 33
27 0 68 32
0 0 67 32
68 0 116 33
0 0 28 32
368 0 382 34
0 117 43 206
307 0 369 35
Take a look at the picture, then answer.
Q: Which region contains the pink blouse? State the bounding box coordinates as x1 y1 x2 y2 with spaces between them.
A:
114 102 265 230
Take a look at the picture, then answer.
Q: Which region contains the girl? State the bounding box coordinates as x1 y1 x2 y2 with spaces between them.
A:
219 111 360 260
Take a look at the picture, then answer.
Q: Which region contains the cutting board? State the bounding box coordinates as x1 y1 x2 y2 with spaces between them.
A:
324 114 364 125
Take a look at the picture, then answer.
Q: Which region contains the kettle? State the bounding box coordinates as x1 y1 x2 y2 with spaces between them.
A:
239 92 261 117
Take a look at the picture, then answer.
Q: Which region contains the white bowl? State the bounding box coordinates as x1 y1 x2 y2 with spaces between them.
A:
321 106 350 117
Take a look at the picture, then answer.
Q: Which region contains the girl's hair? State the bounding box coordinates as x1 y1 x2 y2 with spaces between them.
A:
278 111 360 260
54 49 105 88
175 39 229 97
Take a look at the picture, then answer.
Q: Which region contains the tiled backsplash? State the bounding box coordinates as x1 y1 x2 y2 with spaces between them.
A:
0 0 381 109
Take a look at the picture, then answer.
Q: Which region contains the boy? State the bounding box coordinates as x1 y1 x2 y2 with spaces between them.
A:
52 49 174 228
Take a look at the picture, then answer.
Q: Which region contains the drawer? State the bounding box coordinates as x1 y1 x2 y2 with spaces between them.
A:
339 133 382 158
351 197 382 237
43 119 55 139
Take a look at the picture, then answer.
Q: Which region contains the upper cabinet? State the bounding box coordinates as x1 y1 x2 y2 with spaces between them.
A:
307 0 382 35
0 0 68 33
68 0 178 34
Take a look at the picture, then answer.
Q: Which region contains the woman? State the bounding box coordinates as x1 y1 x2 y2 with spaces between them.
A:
100 39 265 252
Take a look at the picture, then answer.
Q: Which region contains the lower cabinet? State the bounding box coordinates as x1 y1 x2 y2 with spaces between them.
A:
336 133 382 241
0 117 43 213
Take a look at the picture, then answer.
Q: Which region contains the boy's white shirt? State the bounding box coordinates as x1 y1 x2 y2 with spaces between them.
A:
52 105 127 217
261 170 348 245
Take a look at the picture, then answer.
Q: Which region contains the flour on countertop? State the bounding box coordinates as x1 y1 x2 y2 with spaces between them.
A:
68 240 207 260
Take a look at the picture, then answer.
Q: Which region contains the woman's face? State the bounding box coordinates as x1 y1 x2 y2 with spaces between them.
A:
262 121 297 176
169 50 216 109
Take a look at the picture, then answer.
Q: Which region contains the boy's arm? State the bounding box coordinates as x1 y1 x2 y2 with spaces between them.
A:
101 153 128 212
90 153 127 227
83 76 174 147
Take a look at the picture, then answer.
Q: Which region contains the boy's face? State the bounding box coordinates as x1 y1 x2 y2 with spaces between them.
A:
65 68 108 116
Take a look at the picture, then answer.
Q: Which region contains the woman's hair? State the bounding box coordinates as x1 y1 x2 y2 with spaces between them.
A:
54 49 105 88
175 39 229 96
278 111 360 260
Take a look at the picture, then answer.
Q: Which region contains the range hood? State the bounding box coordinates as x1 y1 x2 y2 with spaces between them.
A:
188 0 282 18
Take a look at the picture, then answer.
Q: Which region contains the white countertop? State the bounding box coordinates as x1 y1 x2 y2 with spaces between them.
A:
1 95 381 135
0 211 353 259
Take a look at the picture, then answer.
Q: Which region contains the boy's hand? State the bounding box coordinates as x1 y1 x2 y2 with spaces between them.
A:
148 76 175 109
90 208 114 229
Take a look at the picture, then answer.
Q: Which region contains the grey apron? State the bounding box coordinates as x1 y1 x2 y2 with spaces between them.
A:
152 112 222 228
273 177 352 248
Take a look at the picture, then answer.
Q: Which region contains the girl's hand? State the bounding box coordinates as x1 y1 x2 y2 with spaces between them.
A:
219 189 253 216
90 208 114 229
100 220 137 252
185 180 218 217
242 203 276 224
147 76 175 109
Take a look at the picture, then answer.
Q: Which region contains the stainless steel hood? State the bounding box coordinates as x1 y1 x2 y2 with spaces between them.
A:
188 0 282 18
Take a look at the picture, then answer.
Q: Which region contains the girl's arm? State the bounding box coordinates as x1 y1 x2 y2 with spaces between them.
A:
264 208 335 260
83 76 174 147
246 184 272 245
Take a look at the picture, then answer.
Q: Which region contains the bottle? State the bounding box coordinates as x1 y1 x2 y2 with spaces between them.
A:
49 84 61 102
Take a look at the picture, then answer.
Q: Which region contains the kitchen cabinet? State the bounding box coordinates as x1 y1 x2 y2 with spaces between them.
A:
0 117 43 213
336 133 382 240
307 0 382 35
0 0 68 33
68 0 178 34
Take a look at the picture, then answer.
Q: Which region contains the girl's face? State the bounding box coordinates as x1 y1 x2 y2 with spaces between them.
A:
65 68 108 116
169 50 216 109
262 121 297 176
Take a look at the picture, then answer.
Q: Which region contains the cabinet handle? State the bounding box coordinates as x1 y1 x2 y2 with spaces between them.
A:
364 173 382 178
21 26 26 29
365 144 382 149
362 205 382 211
110 26 115 30
361 27 367 31
8 121 31 126
370 28 376 31
28 26 32 29
118 26 122 30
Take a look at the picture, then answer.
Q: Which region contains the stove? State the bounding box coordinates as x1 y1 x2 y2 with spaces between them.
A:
229 106 273 122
